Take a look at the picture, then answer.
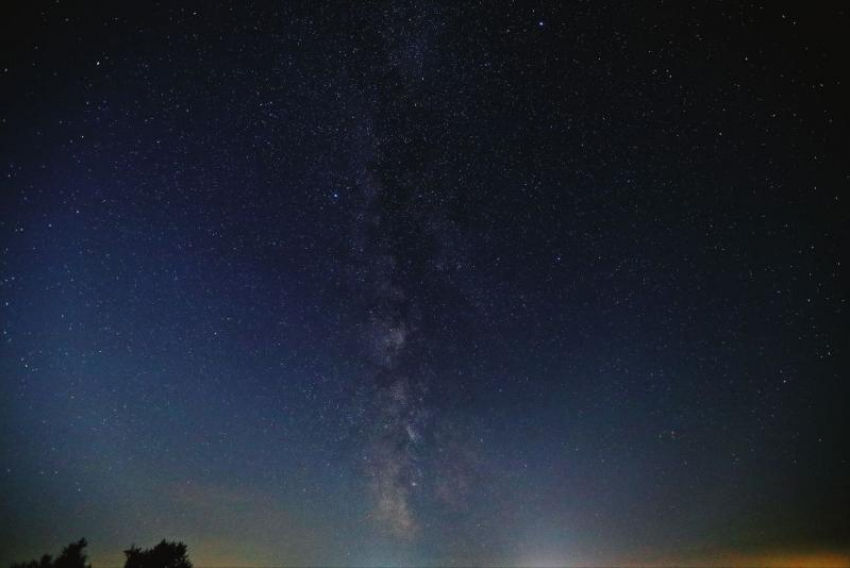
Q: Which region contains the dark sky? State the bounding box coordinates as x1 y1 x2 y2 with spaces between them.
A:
1 2 848 566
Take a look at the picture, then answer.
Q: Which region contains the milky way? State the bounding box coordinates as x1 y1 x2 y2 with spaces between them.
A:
339 6 481 539
1 2 848 566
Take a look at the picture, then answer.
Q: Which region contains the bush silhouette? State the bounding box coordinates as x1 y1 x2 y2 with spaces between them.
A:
123 540 192 568
10 539 91 568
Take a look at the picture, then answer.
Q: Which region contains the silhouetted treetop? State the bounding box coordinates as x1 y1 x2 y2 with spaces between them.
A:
123 540 192 568
10 539 91 568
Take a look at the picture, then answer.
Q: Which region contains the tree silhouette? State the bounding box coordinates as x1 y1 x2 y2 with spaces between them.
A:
123 540 192 568
10 539 91 568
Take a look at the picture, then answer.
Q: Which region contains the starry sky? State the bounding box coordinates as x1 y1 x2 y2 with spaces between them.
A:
1 2 848 567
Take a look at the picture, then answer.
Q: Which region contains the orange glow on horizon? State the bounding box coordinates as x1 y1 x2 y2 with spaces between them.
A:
720 550 850 568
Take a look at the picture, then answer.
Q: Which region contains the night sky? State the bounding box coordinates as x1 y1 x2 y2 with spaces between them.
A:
1 2 848 566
